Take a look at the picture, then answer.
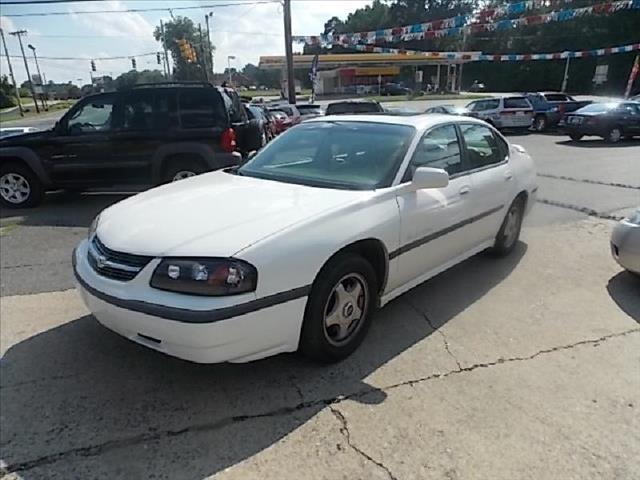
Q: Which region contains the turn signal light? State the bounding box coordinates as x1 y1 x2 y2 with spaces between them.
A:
221 128 237 153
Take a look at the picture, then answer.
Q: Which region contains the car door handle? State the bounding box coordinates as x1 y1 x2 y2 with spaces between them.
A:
459 186 471 195
504 172 514 181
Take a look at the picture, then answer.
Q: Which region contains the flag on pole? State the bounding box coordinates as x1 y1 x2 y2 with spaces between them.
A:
624 55 639 98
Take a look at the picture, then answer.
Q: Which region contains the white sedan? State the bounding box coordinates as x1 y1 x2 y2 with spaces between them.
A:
73 114 537 364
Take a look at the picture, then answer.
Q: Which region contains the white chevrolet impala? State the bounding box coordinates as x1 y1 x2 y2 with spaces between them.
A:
74 115 537 363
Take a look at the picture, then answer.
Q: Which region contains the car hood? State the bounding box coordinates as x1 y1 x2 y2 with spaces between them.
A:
97 170 367 257
0 130 50 145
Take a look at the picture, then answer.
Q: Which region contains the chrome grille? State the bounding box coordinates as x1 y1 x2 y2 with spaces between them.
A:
87 236 153 281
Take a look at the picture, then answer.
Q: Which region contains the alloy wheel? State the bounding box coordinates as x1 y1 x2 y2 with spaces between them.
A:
609 128 622 143
323 273 369 347
503 204 522 248
172 170 197 182
0 172 31 205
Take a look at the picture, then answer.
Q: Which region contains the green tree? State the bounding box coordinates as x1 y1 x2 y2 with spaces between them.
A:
0 75 16 108
153 16 207 81
113 70 167 90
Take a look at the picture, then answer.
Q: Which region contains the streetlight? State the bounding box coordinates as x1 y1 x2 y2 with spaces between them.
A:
205 12 214 78
227 55 236 85
27 43 47 110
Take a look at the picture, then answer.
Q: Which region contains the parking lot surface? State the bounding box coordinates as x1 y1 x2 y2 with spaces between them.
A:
1 126 639 479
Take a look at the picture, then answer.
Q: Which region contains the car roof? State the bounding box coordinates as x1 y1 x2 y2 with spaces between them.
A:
328 99 378 104
306 113 486 130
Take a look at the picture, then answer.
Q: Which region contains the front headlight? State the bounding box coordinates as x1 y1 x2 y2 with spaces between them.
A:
625 210 640 226
150 258 258 296
88 214 100 239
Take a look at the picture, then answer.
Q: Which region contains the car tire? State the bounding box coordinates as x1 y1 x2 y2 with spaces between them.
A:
162 159 206 183
299 253 378 363
0 162 44 208
489 196 525 257
605 126 623 143
534 114 547 132
569 133 583 142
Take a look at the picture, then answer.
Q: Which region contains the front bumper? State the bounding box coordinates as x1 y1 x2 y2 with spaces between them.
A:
611 220 640 275
73 240 307 363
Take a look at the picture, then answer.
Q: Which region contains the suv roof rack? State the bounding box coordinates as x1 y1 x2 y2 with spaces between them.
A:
130 81 214 89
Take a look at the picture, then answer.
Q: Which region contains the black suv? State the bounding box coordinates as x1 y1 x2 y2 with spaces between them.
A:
0 82 261 208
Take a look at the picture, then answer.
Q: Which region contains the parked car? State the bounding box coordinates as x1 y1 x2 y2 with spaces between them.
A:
73 114 537 364
325 100 383 115
424 105 469 115
468 81 486 93
0 127 39 139
268 103 301 126
384 106 420 115
253 104 278 138
563 102 640 143
296 104 323 119
268 109 292 134
611 209 640 276
466 96 534 130
380 83 411 96
0 82 250 208
246 104 272 146
523 92 592 131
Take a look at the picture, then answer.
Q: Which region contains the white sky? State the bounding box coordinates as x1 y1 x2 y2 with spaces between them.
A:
1 0 371 85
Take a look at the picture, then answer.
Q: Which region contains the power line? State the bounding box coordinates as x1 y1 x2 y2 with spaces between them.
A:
28 31 283 38
3 1 277 17
3 52 158 60
2 0 107 4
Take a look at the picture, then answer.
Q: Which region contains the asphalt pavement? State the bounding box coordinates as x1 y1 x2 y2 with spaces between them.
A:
0 113 639 479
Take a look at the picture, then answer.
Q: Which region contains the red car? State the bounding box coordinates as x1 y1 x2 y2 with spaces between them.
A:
269 110 292 134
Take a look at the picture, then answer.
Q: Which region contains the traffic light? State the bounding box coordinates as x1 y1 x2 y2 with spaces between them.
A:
157 52 162 65
177 39 197 63
131 57 136 70
91 60 96 72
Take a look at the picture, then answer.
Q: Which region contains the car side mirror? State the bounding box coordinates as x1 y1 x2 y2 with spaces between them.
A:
411 167 449 190
246 150 258 161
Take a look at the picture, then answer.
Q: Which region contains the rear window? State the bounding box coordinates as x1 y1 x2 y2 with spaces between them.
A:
544 93 572 102
503 97 531 109
297 105 323 114
326 103 382 115
576 103 617 114
179 89 227 129
469 99 500 111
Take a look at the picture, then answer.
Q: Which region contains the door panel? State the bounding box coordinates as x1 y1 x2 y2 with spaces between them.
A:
459 123 514 242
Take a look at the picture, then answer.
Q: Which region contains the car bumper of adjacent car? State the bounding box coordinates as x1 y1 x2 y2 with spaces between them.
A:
73 240 307 363
610 220 640 275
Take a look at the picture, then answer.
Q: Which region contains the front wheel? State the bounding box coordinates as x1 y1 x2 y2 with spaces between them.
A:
299 254 378 363
534 114 548 132
569 133 583 142
489 197 525 257
0 162 44 208
605 126 623 143
162 159 206 183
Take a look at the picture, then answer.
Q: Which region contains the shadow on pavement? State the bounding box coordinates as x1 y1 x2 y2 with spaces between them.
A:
0 191 133 228
555 139 640 148
607 270 640 322
0 243 527 478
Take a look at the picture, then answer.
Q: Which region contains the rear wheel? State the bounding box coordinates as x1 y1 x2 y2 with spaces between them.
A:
299 253 378 363
605 126 623 143
534 114 548 132
162 158 206 183
0 162 44 208
569 133 583 142
489 197 525 257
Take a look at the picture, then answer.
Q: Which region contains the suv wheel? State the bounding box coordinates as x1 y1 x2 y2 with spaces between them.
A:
605 126 623 143
0 162 44 208
162 159 206 183
299 253 378 363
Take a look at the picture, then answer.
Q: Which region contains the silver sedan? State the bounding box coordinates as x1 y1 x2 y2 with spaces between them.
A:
611 210 640 275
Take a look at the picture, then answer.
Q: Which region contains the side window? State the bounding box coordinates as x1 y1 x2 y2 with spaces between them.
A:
467 101 480 111
153 91 178 130
485 99 500 110
179 90 227 129
122 91 154 131
67 96 115 134
407 124 463 178
460 124 504 170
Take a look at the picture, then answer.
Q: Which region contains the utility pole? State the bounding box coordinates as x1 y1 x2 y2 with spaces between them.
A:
10 30 39 113
160 20 171 80
198 23 208 82
205 12 214 80
28 44 47 110
0 27 23 117
283 0 296 104
561 54 571 92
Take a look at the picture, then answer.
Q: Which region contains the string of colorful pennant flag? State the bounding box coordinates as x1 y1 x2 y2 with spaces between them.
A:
293 0 640 46
351 42 640 62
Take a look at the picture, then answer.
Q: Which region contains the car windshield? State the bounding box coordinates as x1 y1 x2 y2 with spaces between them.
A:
576 103 617 113
297 105 322 114
326 103 381 115
237 121 414 190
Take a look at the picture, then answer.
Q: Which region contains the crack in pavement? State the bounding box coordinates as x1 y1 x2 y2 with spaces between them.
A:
329 406 398 480
3 328 638 475
537 173 640 190
404 300 463 370
1 260 71 270
536 198 626 221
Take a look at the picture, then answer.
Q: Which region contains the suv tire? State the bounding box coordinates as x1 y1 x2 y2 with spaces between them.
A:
162 158 206 183
534 114 547 132
299 253 378 363
0 162 44 208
